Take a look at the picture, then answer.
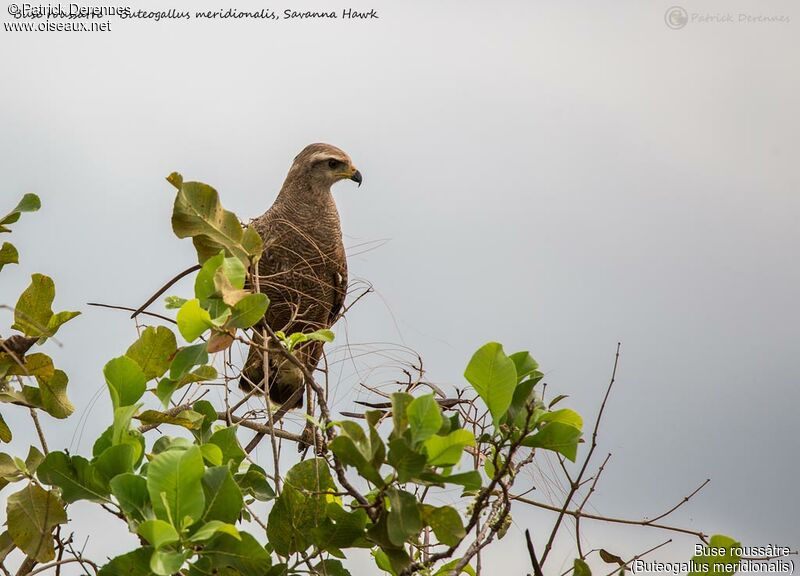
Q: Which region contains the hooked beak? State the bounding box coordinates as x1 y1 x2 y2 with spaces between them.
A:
350 169 363 187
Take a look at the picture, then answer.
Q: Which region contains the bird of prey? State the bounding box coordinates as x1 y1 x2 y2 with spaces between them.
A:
239 143 362 409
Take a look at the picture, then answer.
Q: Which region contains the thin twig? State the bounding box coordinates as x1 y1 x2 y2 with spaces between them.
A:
513 495 708 541
129 264 201 319
86 302 176 325
645 479 710 524
29 408 48 454
540 342 621 565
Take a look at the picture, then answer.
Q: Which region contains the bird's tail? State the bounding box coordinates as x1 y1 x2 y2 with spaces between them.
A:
239 336 323 410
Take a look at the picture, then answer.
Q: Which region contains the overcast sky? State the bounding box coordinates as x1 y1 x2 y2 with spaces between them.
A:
1 0 798 573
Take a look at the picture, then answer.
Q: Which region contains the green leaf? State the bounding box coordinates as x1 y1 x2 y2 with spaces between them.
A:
433 559 476 576
10 274 79 340
110 473 150 522
538 408 583 429
689 535 742 576
137 519 179 549
36 369 73 418
386 487 422 546
200 443 223 466
442 470 482 492
194 532 271 574
387 438 426 483
112 404 142 447
0 414 11 443
406 394 443 445
421 504 465 547
12 274 54 338
464 342 517 426
151 549 189 576
193 400 217 436
392 392 414 437
93 443 135 481
509 351 539 382
169 176 263 265
164 296 187 309
235 462 274 501
169 343 208 380
146 446 205 528
37 451 109 503
195 252 225 301
137 409 205 431
226 293 269 329
267 459 337 556
104 356 147 409
0 242 18 272
177 299 214 341
6 483 67 562
202 466 243 524
423 429 475 467
189 520 240 542
312 502 368 551
46 311 80 337
574 558 592 576
0 193 40 232
313 559 352 576
98 548 155 576
0 530 15 562
126 327 177 381
267 483 319 556
5 352 54 380
522 421 583 462
208 426 246 468
0 452 25 483
305 328 335 343
286 457 337 493
329 435 384 486
213 262 250 307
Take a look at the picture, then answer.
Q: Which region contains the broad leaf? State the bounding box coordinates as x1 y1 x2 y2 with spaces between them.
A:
202 466 243 524
0 194 41 234
522 421 582 461
98 548 155 576
6 483 67 562
177 299 214 341
36 369 73 418
146 446 205 528
208 426 246 468
37 451 109 503
104 356 147 409
387 438 426 483
193 532 271 574
168 175 263 265
169 343 208 380
386 487 422 547
126 327 177 380
137 519 179 549
407 394 443 445
226 293 269 329
421 504 465 547
110 473 150 522
464 342 517 426
0 242 18 272
423 429 475 467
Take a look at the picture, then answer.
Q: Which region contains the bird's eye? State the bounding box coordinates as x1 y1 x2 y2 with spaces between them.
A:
327 159 340 169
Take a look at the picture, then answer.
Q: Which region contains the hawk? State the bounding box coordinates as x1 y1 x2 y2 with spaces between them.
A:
239 143 361 409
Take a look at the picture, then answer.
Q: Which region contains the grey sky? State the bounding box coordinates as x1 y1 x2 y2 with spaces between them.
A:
1 0 798 573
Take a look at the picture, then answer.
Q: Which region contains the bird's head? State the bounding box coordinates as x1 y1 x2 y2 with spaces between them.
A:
290 143 362 189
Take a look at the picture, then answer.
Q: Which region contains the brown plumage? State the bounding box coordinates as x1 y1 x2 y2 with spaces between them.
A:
239 143 362 408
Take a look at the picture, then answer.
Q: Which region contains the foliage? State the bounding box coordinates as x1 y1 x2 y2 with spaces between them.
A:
0 185 745 576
